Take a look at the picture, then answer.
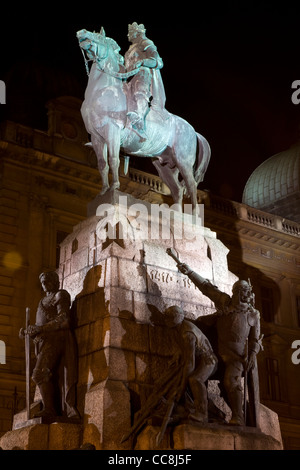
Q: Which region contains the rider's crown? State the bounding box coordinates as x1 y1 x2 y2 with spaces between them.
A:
128 22 146 34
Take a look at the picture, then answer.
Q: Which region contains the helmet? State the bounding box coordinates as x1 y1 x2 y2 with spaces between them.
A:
232 280 252 294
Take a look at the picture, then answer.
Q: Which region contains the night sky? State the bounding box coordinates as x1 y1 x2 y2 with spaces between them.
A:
1 1 300 203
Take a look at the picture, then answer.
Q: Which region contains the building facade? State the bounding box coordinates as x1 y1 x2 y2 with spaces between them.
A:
0 96 299 449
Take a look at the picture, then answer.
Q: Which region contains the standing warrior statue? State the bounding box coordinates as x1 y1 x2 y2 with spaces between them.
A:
125 22 167 137
19 271 79 421
167 248 263 427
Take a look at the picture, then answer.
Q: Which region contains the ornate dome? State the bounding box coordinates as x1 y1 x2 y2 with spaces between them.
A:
242 142 300 223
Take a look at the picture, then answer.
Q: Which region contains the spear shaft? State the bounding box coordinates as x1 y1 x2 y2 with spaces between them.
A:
244 338 248 425
25 307 31 421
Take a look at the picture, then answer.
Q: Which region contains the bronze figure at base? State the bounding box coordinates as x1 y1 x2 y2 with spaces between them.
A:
19 271 80 424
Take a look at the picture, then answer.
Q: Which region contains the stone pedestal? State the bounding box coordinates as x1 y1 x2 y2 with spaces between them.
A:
0 191 283 450
173 420 283 450
136 422 283 451
58 191 238 449
0 423 82 450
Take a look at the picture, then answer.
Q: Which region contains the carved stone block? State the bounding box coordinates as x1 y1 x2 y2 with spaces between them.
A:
83 379 131 450
44 191 280 449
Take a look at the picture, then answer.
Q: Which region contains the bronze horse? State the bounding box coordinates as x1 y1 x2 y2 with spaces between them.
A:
77 28 211 212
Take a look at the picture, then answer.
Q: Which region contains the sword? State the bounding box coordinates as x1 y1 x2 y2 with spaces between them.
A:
25 307 31 421
244 338 248 425
155 396 176 447
166 247 181 265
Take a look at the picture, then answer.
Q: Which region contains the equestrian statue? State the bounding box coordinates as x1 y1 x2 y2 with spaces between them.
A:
77 23 211 213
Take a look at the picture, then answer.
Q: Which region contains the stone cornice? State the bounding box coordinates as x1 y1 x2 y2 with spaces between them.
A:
1 122 300 253
0 140 100 186
201 192 300 250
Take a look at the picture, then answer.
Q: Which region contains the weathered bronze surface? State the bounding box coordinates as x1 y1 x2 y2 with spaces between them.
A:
77 23 211 213
19 272 80 423
167 248 263 427
122 304 218 444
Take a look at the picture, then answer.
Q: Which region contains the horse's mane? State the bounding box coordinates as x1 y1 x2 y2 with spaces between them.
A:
106 37 122 54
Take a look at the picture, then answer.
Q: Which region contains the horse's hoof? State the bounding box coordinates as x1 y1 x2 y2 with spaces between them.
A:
110 182 120 191
100 186 109 195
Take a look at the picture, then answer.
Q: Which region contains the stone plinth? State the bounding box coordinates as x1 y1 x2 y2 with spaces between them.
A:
57 191 240 449
0 423 82 450
134 403 283 450
1 191 283 450
172 422 283 450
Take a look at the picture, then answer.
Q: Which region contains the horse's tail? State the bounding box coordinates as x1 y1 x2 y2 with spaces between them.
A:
194 133 211 185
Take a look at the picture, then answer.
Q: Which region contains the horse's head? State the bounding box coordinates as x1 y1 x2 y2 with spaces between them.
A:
77 28 124 70
77 29 106 61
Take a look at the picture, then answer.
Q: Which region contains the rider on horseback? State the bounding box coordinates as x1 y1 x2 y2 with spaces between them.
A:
77 25 211 211
125 22 166 137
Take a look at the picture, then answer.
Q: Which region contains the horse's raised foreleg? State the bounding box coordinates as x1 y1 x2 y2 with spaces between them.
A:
91 135 110 195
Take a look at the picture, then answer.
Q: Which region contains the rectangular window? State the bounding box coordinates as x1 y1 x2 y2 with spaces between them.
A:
265 357 281 401
260 286 274 322
56 231 69 268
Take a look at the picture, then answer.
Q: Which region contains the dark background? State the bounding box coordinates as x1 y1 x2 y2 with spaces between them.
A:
1 0 300 202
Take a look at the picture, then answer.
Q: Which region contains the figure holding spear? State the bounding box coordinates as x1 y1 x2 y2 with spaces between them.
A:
19 271 80 422
18 307 32 420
